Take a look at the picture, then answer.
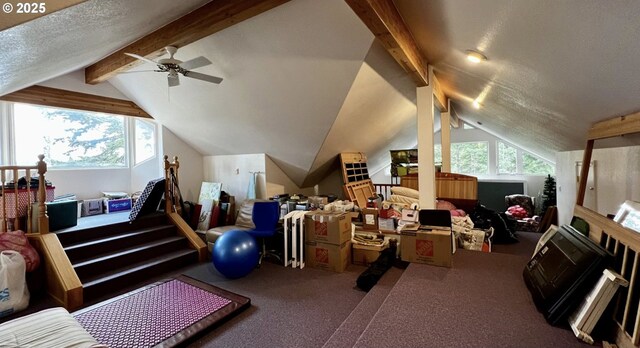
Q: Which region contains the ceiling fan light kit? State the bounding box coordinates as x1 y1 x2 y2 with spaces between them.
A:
465 49 487 63
124 46 223 87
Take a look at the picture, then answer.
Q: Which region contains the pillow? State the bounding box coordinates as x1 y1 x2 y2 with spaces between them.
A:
436 200 457 211
389 194 419 205
390 186 419 199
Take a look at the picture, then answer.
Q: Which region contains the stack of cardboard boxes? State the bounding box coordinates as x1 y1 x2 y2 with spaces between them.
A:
304 211 352 272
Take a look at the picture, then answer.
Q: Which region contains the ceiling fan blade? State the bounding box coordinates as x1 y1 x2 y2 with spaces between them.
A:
125 52 159 66
179 56 211 71
183 71 223 84
168 75 180 87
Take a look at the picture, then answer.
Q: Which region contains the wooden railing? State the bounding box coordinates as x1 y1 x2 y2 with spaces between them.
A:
373 183 397 201
163 155 207 261
574 111 640 348
0 154 49 233
0 155 82 309
574 205 640 348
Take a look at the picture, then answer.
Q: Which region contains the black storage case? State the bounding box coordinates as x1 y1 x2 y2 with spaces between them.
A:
523 224 610 325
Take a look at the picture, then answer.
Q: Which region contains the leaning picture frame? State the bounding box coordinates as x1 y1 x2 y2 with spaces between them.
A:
613 200 640 233
533 224 558 258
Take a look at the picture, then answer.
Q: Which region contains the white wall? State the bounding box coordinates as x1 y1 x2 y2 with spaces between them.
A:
371 124 551 197
556 145 640 226
161 126 204 203
265 155 315 198
203 154 267 207
316 169 345 199
46 168 130 200
38 70 129 100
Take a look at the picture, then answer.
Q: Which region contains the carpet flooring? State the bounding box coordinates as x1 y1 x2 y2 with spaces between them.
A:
352 232 592 348
184 262 370 348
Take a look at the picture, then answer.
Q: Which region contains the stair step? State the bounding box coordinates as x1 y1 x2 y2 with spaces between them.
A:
56 213 167 246
82 249 198 301
73 236 188 280
64 225 176 263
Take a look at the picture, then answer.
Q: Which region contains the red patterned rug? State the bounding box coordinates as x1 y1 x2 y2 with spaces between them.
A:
73 275 250 348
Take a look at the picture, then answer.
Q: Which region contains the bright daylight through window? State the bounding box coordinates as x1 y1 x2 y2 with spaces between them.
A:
13 103 126 168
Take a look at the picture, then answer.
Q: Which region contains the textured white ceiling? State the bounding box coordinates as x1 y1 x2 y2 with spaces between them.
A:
395 0 640 160
6 0 640 188
0 0 210 96
109 0 374 186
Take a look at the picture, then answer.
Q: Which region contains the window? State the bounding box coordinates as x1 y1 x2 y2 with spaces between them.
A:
498 141 517 174
13 103 126 168
523 153 555 175
463 123 475 130
134 119 156 165
451 142 489 175
434 142 488 174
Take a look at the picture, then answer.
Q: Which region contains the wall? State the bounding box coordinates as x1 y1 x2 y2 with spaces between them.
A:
38 70 129 99
316 169 345 199
46 168 130 200
265 155 315 198
203 154 266 207
556 145 640 226
370 124 550 199
161 126 204 203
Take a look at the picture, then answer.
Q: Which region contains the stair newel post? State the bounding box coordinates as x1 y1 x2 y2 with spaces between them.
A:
164 155 171 215
37 154 49 234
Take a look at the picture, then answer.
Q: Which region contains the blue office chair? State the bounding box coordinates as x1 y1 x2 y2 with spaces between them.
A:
247 201 280 265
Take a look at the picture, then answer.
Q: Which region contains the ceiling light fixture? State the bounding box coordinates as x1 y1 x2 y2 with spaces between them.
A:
472 99 482 109
466 49 487 63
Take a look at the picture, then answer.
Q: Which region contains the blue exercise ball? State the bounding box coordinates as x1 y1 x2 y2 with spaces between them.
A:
212 230 259 279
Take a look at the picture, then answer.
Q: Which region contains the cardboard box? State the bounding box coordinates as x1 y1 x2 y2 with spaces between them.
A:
362 208 379 230
305 211 352 245
401 227 454 268
306 241 351 272
105 198 132 213
81 198 103 216
352 242 388 266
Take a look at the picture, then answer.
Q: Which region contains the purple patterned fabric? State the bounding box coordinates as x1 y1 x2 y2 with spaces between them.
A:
74 279 232 348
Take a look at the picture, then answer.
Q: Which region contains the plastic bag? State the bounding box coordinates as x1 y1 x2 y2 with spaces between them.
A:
0 250 30 318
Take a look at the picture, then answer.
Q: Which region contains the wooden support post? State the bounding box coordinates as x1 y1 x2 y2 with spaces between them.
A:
417 67 436 209
440 101 451 173
576 140 594 206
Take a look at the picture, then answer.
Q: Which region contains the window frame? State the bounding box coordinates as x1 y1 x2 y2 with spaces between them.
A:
133 118 157 166
8 102 132 170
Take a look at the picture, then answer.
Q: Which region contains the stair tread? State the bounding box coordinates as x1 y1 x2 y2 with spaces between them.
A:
64 225 174 250
82 249 197 287
72 236 186 267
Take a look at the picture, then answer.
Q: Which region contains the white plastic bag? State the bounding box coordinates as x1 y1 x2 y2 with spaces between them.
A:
0 250 30 318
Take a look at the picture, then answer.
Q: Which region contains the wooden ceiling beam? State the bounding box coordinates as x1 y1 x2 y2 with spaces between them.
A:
587 111 640 140
0 85 152 118
85 0 290 85
345 0 447 112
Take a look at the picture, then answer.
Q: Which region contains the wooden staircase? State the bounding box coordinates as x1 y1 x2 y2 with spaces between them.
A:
56 213 199 302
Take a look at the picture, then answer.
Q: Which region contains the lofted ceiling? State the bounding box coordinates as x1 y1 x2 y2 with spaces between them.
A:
2 0 640 187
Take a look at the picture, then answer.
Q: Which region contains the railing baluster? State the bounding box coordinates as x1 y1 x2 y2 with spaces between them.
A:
622 252 639 331
1 169 5 232
25 168 31 233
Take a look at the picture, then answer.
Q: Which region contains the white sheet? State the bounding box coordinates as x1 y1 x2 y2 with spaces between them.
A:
0 307 102 348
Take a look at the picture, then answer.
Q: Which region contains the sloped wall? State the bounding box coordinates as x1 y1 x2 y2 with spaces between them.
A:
203 154 266 207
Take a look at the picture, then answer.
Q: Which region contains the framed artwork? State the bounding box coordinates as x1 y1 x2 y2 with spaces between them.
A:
196 182 222 232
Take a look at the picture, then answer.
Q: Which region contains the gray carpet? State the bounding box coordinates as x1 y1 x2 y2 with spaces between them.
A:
352 232 591 348
184 262 369 348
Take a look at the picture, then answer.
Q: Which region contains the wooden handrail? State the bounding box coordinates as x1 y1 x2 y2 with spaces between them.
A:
163 155 207 261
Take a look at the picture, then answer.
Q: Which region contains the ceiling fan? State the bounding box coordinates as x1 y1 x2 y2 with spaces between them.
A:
124 46 223 87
